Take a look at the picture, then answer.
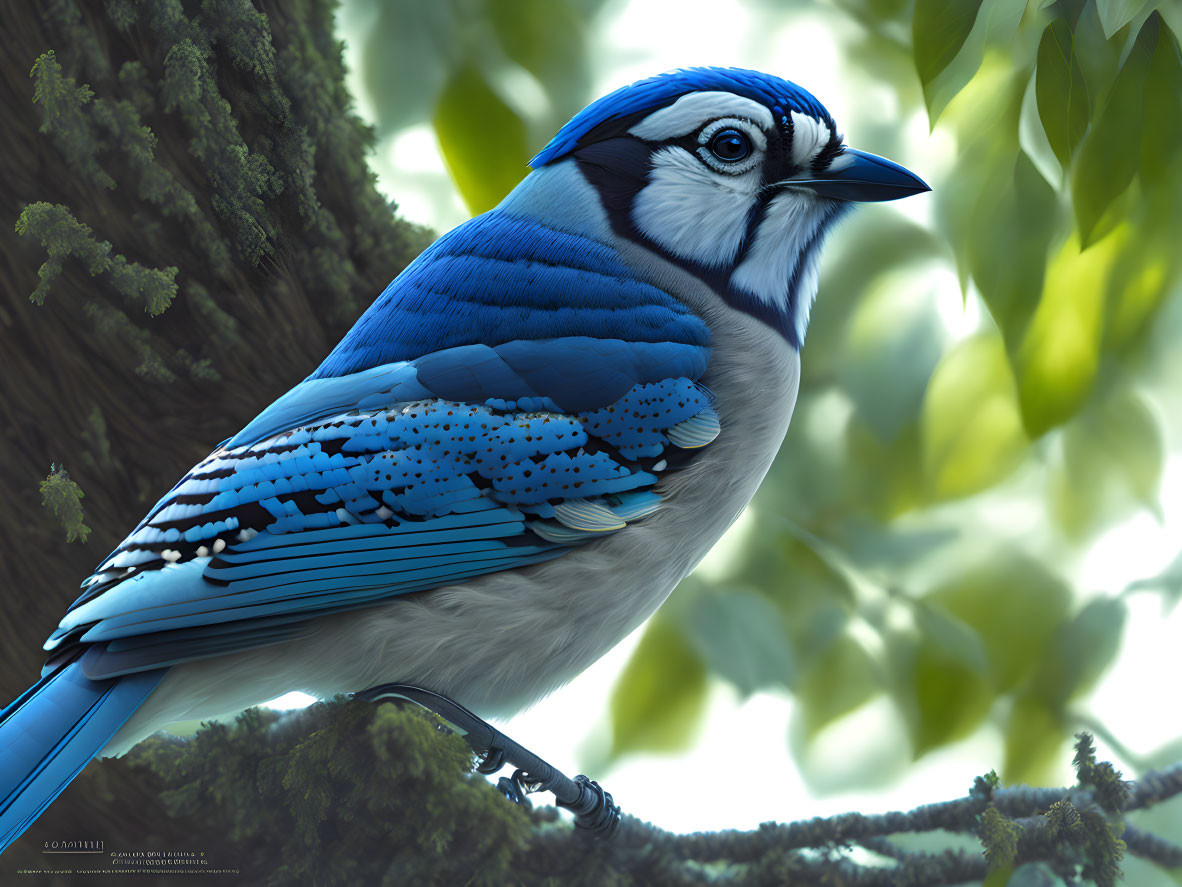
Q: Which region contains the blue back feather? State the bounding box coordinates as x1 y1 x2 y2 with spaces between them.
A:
311 212 708 380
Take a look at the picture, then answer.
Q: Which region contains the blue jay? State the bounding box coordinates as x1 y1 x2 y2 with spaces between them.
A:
0 67 927 850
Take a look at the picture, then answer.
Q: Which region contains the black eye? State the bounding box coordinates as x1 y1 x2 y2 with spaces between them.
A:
707 128 751 163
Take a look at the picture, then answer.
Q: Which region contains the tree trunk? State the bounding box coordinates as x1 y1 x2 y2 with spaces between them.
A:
0 0 427 863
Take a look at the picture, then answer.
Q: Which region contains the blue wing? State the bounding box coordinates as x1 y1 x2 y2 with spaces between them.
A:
46 211 717 681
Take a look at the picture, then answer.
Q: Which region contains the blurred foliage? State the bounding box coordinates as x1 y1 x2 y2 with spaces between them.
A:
361 0 1182 847
346 0 607 213
348 0 1182 802
598 0 1182 833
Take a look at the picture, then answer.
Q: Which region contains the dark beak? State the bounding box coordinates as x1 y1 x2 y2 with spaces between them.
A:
787 148 930 202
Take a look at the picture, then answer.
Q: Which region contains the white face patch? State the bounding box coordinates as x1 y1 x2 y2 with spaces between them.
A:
729 190 833 343
790 110 833 168
631 146 762 267
629 91 774 141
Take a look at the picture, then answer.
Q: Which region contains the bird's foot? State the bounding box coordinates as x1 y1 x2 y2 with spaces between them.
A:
353 683 620 838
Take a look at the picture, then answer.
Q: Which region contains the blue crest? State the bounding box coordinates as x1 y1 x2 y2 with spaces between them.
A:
531 66 835 168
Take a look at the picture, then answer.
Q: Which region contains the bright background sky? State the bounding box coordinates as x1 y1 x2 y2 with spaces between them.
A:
257 0 1182 836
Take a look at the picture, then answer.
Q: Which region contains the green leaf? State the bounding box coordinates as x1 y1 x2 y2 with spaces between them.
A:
359 0 456 136
918 0 1029 124
1050 390 1164 539
794 635 881 737
1016 228 1127 436
433 63 529 214
936 60 1027 285
1070 0 1128 108
1071 17 1156 244
912 0 986 113
609 613 708 758
840 519 959 572
901 575 1057 758
847 420 927 518
810 216 940 380
841 270 945 442
912 601 989 673
1140 13 1182 185
1125 548 1182 614
1003 695 1068 785
909 634 994 755
1036 16 1092 169
968 152 1060 348
683 589 796 697
1100 393 1164 507
1029 597 1128 709
1161 2 1182 39
1105 216 1181 351
731 524 856 659
924 556 1072 692
485 0 596 119
921 332 1028 499
1095 0 1153 38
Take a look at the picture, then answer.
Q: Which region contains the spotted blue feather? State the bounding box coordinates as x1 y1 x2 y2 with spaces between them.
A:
49 339 717 677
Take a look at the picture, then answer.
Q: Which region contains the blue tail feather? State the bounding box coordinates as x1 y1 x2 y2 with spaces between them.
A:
0 662 165 854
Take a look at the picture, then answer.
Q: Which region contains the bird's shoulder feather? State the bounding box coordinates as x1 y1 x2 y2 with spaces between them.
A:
309 209 710 380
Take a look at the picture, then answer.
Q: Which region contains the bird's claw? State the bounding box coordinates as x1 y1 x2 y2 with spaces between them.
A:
354 683 621 838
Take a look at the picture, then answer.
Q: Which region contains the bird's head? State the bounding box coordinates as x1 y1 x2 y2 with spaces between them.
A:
528 67 929 348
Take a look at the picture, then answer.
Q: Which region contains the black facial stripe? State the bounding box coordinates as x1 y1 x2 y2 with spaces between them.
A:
811 128 843 175
570 105 671 154
576 135 734 297
733 191 774 267
574 136 654 240
766 112 843 178
572 122 850 351
771 111 795 173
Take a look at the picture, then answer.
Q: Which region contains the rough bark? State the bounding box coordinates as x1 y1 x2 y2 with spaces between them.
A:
0 0 428 861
